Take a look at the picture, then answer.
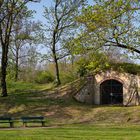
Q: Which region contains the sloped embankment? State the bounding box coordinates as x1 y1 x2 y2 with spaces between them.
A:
0 81 140 125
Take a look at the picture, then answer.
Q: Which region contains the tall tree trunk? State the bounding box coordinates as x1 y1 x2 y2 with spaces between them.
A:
53 50 61 85
71 54 74 69
15 48 19 81
15 58 19 81
1 45 8 97
52 29 61 86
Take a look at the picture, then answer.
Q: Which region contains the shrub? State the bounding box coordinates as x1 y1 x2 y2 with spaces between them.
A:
111 62 140 75
60 71 77 84
35 71 55 84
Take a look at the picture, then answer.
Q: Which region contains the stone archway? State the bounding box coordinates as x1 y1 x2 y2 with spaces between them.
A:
100 79 123 105
74 70 140 106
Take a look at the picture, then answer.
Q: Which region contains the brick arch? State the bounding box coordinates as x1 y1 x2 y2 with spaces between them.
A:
99 77 124 85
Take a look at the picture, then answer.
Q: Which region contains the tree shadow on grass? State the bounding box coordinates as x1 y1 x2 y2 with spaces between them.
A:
0 86 128 127
0 89 79 118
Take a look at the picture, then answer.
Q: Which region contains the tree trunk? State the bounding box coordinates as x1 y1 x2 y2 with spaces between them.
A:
52 29 61 86
71 54 74 69
15 58 18 81
53 50 61 85
15 48 19 81
1 45 8 97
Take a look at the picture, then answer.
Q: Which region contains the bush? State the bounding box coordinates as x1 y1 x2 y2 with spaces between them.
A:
111 62 140 75
60 71 77 84
35 71 55 84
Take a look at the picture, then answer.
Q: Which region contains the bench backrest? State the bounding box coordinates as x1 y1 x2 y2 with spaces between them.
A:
0 117 12 121
21 116 44 120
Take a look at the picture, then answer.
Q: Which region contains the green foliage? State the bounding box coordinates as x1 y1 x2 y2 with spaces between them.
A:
76 52 110 76
77 0 136 32
35 71 55 84
15 33 33 40
76 49 140 76
75 0 140 59
6 63 15 81
60 71 77 84
111 62 140 75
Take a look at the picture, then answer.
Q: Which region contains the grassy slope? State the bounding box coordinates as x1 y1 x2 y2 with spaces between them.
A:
0 81 139 127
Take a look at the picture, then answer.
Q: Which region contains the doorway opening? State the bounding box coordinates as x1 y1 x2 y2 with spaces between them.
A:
100 79 123 105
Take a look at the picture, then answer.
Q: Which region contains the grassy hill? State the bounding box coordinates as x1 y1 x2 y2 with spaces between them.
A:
0 81 140 127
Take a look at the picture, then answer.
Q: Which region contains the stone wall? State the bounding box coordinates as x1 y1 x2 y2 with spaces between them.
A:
74 70 140 106
74 75 95 104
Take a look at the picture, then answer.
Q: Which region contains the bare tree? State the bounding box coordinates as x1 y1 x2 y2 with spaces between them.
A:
10 19 42 81
0 0 40 97
44 0 85 85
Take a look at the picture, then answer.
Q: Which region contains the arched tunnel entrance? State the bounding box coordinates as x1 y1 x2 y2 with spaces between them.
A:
100 79 123 105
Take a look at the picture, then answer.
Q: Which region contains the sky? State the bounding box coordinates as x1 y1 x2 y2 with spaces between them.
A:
27 0 93 23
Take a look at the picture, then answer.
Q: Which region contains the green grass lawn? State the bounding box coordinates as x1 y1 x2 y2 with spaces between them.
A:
0 124 140 140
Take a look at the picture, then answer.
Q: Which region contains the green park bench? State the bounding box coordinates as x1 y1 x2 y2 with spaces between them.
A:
21 116 45 127
0 117 14 128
